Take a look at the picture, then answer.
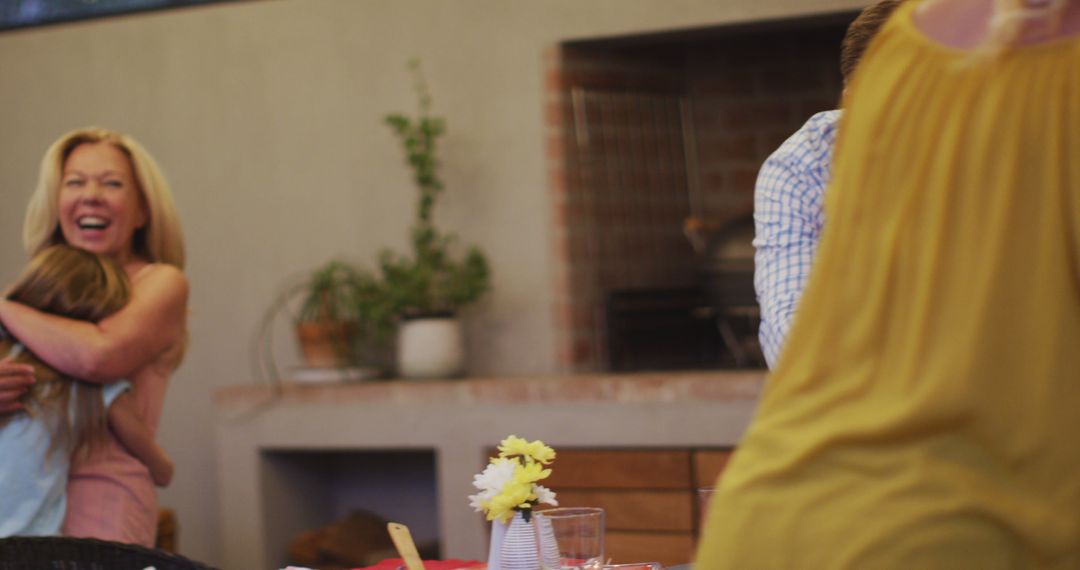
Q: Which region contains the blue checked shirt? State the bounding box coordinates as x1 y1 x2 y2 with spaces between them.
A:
754 110 841 369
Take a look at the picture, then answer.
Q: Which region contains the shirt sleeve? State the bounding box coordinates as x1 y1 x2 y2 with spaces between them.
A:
102 379 132 407
754 120 832 368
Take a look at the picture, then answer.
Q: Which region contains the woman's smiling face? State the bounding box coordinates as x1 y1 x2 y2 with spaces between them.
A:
58 142 148 264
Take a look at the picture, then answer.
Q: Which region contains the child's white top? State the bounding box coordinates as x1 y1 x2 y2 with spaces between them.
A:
0 342 129 537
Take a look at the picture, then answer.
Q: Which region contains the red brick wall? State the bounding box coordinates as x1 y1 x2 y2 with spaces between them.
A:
546 23 847 372
688 27 845 221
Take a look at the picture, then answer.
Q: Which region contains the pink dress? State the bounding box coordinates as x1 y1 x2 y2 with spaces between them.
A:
62 264 183 546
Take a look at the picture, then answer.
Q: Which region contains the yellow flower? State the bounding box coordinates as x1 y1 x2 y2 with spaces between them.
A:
497 435 531 458
498 435 556 465
513 461 552 486
485 477 534 522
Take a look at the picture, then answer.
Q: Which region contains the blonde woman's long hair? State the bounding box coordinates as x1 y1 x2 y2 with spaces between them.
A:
0 245 131 458
23 127 185 269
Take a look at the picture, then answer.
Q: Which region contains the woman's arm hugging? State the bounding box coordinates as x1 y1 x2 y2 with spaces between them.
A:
0 264 188 383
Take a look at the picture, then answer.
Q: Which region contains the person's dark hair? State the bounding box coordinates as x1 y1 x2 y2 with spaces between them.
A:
840 0 906 82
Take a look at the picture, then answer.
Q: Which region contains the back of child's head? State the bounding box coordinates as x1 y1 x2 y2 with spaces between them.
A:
8 244 129 322
0 244 131 456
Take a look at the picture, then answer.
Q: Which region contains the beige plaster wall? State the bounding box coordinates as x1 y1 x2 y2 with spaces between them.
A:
0 0 865 564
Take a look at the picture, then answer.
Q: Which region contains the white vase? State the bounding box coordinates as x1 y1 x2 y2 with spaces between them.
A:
488 511 556 570
396 316 465 379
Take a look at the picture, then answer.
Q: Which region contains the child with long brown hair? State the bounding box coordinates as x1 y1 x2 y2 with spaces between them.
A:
0 244 172 537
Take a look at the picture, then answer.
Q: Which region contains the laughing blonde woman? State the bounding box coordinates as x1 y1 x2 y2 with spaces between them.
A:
0 127 187 546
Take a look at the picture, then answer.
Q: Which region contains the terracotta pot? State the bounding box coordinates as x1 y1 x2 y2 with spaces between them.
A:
295 320 356 368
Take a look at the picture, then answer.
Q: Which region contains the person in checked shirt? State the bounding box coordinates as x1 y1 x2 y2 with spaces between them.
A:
754 0 905 368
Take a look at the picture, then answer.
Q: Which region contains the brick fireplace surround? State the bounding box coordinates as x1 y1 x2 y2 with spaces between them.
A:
544 15 854 372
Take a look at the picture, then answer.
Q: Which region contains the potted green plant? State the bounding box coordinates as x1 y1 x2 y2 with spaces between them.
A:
377 59 491 378
253 259 397 389
293 260 370 369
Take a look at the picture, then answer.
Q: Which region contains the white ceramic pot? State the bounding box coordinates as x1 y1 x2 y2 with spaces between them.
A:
396 316 465 379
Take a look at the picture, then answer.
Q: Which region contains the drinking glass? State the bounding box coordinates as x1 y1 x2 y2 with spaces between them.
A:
697 486 716 533
534 507 605 570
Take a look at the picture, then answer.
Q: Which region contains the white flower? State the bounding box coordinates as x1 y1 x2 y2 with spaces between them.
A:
468 457 519 513
472 457 517 492
468 492 487 513
533 484 558 507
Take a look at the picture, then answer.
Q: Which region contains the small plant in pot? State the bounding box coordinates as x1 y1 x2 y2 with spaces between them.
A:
294 261 367 369
294 260 396 374
378 59 491 379
253 259 397 389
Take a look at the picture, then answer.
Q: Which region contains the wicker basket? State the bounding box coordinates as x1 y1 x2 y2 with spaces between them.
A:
0 536 218 570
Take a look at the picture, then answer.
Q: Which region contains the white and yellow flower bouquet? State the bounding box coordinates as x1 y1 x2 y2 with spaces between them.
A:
468 435 559 523
471 436 561 569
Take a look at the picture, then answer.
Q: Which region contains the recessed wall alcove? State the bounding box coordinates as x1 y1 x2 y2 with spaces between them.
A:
260 449 439 568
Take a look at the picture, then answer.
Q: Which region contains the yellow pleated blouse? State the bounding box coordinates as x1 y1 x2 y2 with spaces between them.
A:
696 3 1080 568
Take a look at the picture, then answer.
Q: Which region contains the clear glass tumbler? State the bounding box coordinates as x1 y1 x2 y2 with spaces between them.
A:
534 507 606 570
697 486 716 533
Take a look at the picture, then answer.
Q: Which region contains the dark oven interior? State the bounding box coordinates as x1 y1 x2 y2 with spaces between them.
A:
607 215 765 371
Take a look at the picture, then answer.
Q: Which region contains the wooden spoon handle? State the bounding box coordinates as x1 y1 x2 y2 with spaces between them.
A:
388 522 426 570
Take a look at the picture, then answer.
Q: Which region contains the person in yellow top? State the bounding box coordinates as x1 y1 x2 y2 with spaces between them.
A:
695 0 1080 567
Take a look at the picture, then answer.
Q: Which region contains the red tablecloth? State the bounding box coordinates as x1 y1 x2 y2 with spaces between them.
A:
355 559 486 570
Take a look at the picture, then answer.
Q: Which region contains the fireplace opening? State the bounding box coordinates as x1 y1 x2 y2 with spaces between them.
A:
548 11 856 372
606 287 721 372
